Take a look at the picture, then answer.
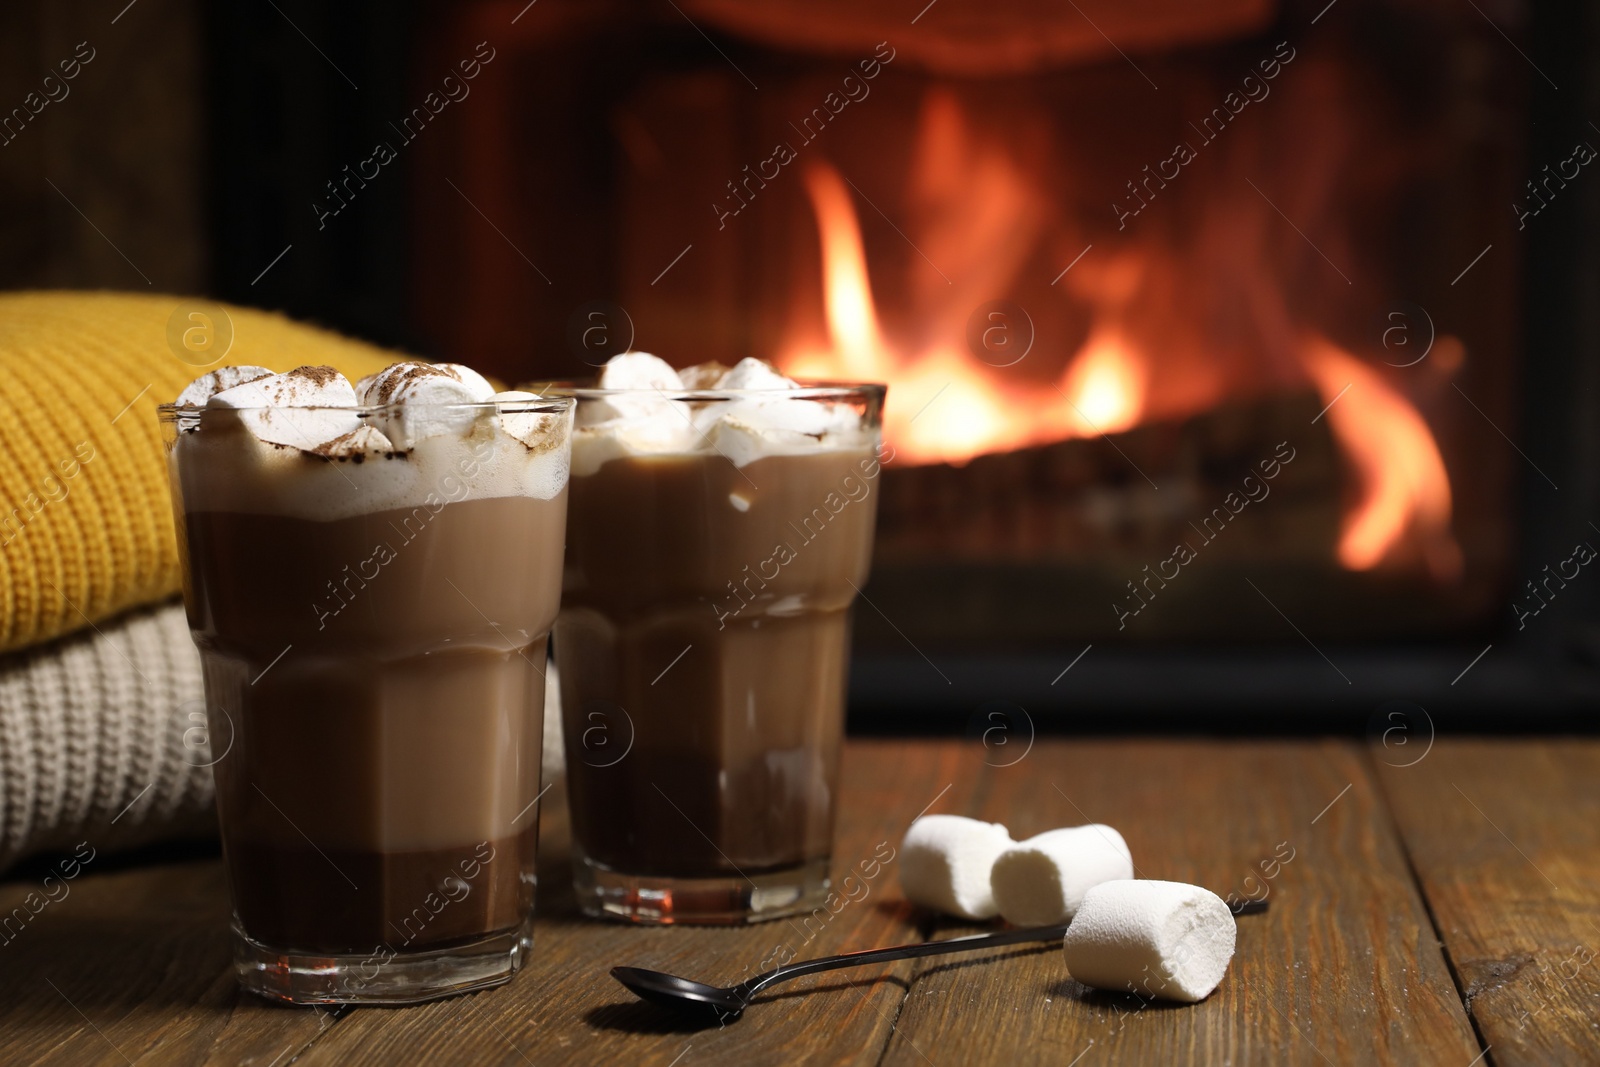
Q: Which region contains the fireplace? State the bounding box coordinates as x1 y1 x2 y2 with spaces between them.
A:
211 0 1600 725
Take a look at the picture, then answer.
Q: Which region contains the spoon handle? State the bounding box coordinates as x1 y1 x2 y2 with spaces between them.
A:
738 923 1072 999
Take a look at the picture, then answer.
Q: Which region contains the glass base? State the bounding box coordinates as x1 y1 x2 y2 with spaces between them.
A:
574 855 830 924
232 918 534 1005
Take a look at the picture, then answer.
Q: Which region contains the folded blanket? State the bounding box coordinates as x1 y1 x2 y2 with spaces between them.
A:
0 599 209 870
0 291 397 654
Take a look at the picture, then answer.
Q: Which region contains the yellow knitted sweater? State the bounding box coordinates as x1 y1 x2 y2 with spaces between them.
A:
0 292 399 653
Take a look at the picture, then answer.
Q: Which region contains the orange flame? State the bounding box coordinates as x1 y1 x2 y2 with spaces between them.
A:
784 161 1147 465
800 166 890 380
1300 336 1461 579
1059 325 1146 435
780 90 1458 580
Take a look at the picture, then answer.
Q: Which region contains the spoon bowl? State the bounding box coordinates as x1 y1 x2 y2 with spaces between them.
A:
610 966 749 1022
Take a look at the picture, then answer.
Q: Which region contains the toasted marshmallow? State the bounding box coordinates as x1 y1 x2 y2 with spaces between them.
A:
175 365 273 407
361 362 496 449
493 390 567 452
990 825 1134 925
357 361 494 405
899 814 1014 921
312 424 395 458
174 360 571 519
205 366 361 451
1061 880 1237 1003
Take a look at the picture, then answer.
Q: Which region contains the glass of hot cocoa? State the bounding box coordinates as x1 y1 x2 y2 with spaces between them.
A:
545 354 886 923
160 363 572 1004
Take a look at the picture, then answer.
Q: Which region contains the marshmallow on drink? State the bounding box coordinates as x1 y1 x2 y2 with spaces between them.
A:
568 352 870 476
1061 880 1237 1003
990 824 1134 925
205 365 362 451
899 815 1014 920
175 365 272 407
177 361 569 519
359 362 496 449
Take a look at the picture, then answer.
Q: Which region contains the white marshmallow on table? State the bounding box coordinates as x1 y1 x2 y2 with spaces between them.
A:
175 365 273 407
205 366 360 451
990 824 1134 926
899 814 1014 921
1061 880 1237 1003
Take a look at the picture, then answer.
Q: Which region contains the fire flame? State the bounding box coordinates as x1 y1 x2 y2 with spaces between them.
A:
781 93 1458 577
1300 337 1460 578
802 165 889 380
787 160 1149 465
1060 325 1145 435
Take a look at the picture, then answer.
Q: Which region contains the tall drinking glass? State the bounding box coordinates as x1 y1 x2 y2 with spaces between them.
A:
160 391 573 1003
552 381 885 923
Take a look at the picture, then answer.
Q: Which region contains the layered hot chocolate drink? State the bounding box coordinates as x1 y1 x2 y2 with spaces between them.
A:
162 362 572 1003
551 354 885 923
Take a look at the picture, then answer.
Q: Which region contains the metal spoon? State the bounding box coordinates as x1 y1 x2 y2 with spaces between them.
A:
611 923 1072 1023
612 898 1269 1022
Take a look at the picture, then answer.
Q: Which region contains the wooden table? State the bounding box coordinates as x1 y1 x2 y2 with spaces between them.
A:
1 739 1595 1066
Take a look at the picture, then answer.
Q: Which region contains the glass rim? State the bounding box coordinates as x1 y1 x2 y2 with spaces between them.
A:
521 379 887 402
156 396 576 419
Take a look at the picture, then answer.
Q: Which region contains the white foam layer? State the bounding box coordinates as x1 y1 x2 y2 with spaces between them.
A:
174 364 571 520
1061 880 1237 1003
570 353 872 475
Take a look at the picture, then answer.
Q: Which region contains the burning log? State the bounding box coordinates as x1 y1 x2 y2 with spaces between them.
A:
861 387 1500 645
875 388 1340 568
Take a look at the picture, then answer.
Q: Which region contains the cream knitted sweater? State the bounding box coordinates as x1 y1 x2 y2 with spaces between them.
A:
0 600 214 870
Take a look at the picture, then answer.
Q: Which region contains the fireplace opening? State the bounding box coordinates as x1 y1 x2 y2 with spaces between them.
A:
207 0 1599 723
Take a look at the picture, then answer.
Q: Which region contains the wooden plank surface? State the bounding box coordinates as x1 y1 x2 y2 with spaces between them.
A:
0 856 338 1067
879 740 1484 1066
1375 739 1600 1066
2 739 1570 1066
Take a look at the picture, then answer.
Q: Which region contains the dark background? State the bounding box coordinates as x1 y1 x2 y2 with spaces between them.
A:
2 0 1597 728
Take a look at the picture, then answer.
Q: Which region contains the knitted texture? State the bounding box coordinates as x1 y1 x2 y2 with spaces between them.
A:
0 291 399 653
0 598 210 871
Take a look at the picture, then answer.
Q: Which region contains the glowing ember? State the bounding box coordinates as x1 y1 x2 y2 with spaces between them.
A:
1300 336 1461 579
